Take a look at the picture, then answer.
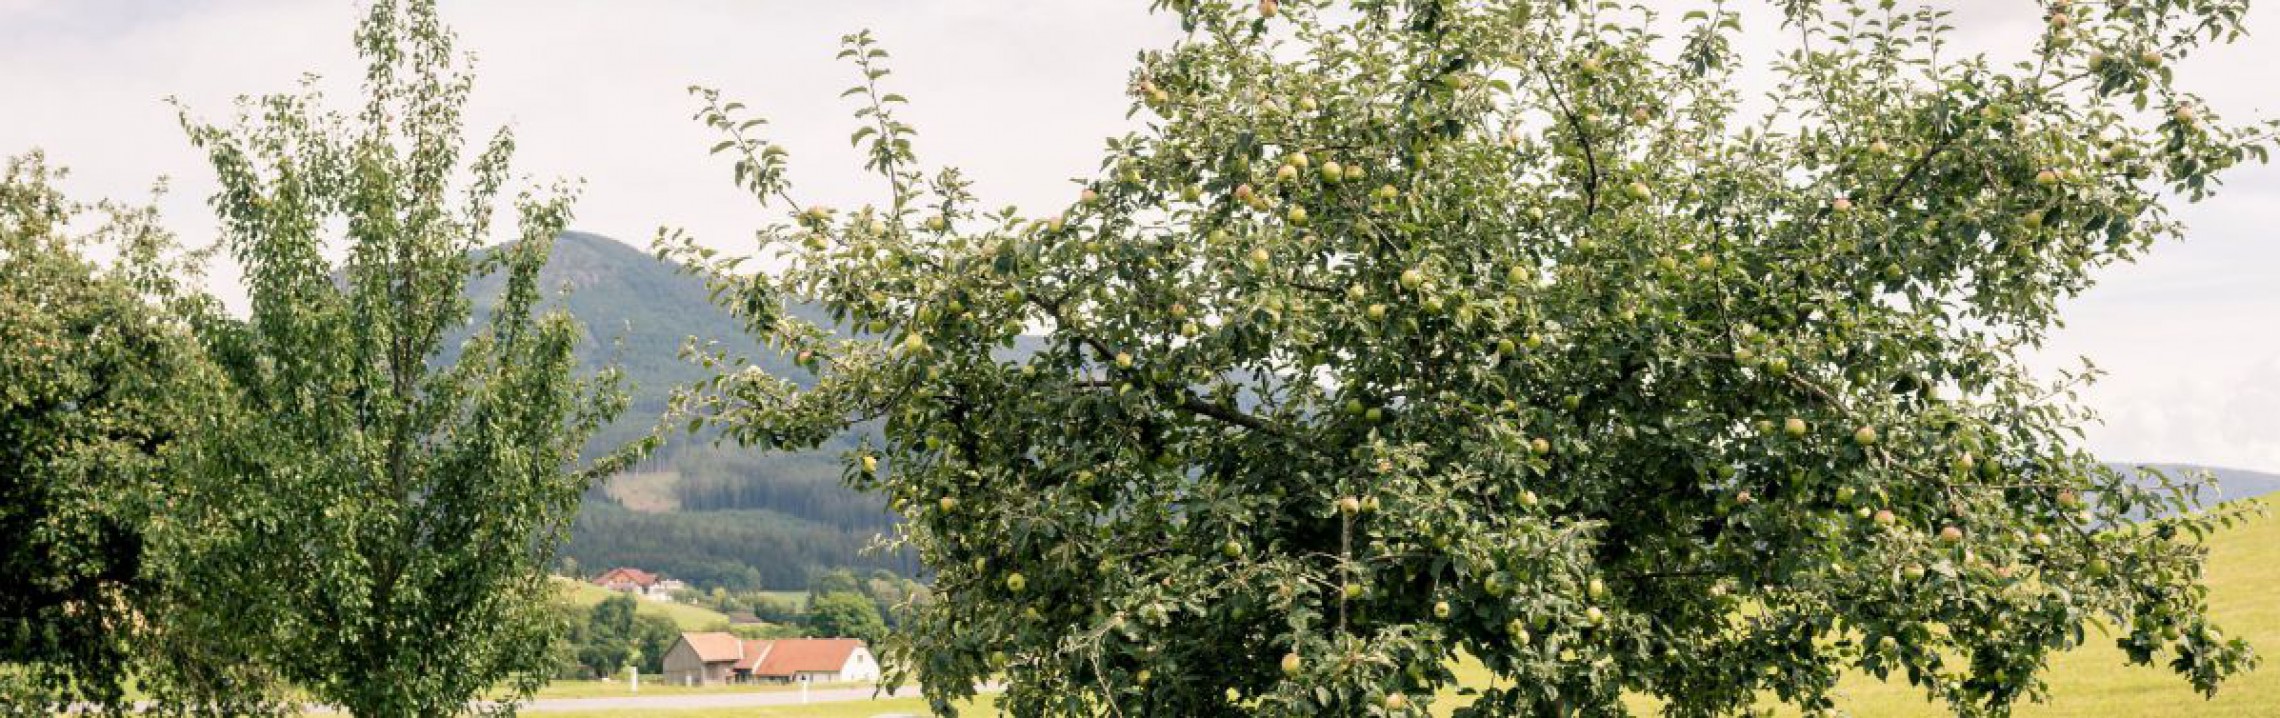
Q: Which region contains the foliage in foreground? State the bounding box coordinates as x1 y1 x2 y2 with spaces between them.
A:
162 0 641 714
0 153 281 715
669 1 2274 716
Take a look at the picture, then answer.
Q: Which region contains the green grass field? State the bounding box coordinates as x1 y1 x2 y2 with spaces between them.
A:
752 590 811 611
554 578 732 631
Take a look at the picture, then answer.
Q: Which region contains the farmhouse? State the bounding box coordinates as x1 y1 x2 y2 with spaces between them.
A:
660 633 880 685
591 567 686 601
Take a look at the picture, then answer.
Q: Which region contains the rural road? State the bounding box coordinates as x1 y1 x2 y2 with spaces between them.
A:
516 685 891 711
511 685 998 713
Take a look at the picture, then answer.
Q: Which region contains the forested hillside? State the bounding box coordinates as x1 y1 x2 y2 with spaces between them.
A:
463 232 903 590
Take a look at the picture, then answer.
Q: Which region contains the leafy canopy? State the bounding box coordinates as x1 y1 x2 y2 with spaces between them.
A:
169 0 639 714
673 1 2272 716
0 153 273 714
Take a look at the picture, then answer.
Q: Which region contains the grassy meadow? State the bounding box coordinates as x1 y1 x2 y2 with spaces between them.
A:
554 578 733 631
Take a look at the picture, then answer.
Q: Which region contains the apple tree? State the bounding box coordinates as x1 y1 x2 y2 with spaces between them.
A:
669 1 2272 715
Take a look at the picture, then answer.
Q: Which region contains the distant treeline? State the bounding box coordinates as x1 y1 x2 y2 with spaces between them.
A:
666 442 895 529
563 502 916 591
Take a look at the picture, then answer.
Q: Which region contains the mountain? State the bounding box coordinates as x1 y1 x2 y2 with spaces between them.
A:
2107 462 2280 506
464 232 909 590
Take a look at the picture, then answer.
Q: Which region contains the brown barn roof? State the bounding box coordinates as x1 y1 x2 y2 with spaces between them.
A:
751 638 865 677
594 567 658 587
678 632 746 663
732 640 773 671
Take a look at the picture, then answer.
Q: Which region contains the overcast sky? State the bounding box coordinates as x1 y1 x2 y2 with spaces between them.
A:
3 1 2274 476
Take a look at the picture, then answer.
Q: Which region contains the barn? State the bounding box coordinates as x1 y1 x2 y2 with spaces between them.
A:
660 633 881 685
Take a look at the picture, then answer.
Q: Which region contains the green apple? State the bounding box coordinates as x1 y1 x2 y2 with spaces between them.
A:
1383 693 1407 711
1275 164 1299 182
1585 606 1606 626
1287 151 1309 169
1006 573 1027 592
1343 583 1365 599
861 455 879 473
1869 139 1892 155
1223 540 1245 558
938 496 957 513
1320 161 1344 182
1433 601 1451 619
1339 496 1362 515
1586 578 1607 600
1286 205 1309 225
1901 564 1926 581
1399 267 1425 289
1281 652 1302 676
1519 490 1539 507
1115 352 1134 369
2035 169 2060 186
1367 303 1388 320
1530 438 1551 455
1834 486 1856 503
1939 526 1965 543
1853 425 1878 446
1784 417 1808 438
1247 247 1271 269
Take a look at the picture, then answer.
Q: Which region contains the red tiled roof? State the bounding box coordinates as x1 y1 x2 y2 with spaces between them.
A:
593 567 658 587
732 640 772 671
678 632 745 663
751 639 865 677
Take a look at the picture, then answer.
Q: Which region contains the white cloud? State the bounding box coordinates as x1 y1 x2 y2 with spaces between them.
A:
2 0 2274 472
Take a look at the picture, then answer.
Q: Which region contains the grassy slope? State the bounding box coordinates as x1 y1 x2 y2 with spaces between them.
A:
1800 500 2278 717
555 578 731 632
1431 501 2278 717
